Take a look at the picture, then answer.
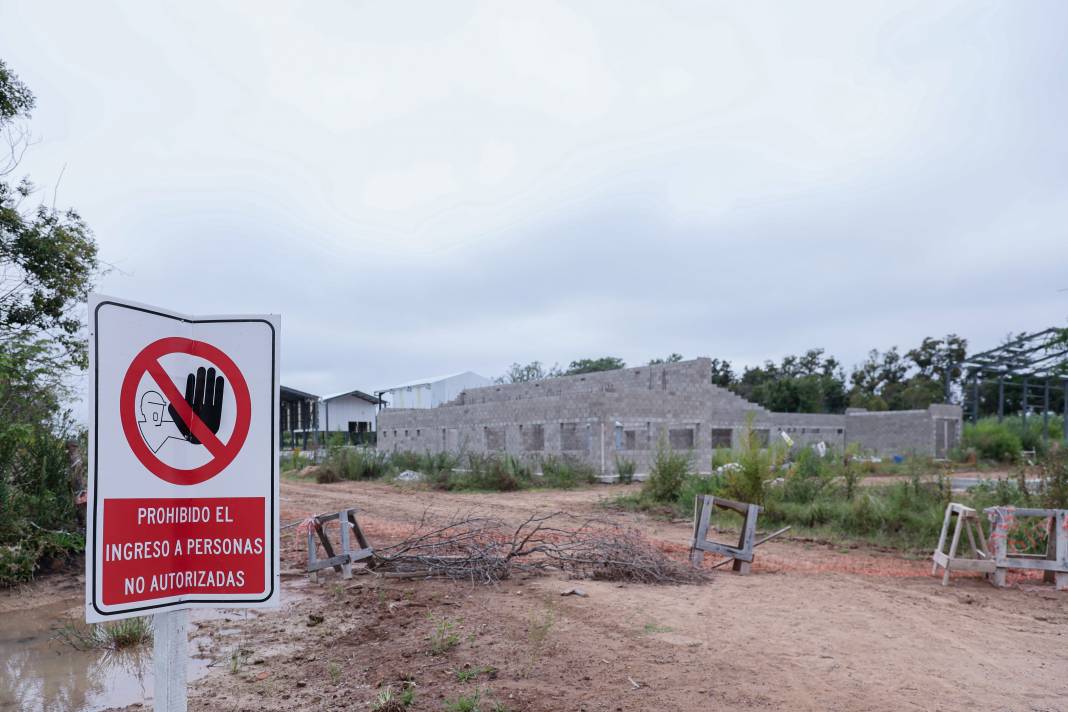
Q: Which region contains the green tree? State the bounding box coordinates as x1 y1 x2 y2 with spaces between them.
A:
648 353 683 365
1 59 98 369
848 335 968 412
733 348 846 413
563 356 625 375
0 59 97 585
495 360 562 384
708 357 734 387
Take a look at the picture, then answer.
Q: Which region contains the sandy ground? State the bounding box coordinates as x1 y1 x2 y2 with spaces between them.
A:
158 479 1068 712
5 479 1065 712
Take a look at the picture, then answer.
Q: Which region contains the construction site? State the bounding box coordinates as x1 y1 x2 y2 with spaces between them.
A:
378 358 965 473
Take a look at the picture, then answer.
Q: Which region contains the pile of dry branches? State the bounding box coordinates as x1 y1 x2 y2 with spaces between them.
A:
371 511 705 585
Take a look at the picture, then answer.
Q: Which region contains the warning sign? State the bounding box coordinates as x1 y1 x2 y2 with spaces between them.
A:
86 295 279 621
119 337 252 485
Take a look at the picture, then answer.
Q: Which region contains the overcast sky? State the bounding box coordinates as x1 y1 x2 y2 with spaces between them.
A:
4 1 1067 396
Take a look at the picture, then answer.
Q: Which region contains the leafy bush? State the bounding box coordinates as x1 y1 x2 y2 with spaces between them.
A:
721 420 777 505
0 343 86 587
614 457 637 484
435 453 533 491
541 455 596 488
641 437 691 504
961 420 1023 463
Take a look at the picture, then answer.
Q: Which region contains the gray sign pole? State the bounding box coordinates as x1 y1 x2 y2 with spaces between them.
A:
153 609 188 712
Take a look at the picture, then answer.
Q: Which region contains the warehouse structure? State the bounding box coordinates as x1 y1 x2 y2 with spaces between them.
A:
376 371 491 410
377 358 962 475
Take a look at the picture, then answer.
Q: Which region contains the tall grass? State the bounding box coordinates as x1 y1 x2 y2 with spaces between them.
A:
610 423 1063 551
541 455 597 489
316 447 392 483
57 616 153 651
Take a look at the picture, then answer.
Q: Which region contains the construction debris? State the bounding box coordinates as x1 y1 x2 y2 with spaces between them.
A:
369 512 706 585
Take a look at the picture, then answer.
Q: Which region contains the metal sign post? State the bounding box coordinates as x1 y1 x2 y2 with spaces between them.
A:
153 609 189 712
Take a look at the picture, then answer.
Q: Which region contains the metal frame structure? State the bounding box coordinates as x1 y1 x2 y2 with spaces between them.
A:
949 328 1068 442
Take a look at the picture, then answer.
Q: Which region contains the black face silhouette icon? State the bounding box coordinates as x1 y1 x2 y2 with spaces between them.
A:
139 391 167 425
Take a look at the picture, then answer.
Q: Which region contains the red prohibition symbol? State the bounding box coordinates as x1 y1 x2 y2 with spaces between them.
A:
120 337 251 485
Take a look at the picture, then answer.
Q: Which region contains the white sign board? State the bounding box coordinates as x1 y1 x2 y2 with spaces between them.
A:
86 294 279 622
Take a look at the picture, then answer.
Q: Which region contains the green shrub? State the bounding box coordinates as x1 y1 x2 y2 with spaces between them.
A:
448 453 532 491
676 473 722 510
962 419 1024 462
317 447 393 482
614 457 637 484
722 420 775 505
541 455 596 489
711 447 735 470
641 437 691 504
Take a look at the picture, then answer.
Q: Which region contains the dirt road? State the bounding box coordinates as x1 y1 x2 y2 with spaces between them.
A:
162 479 1067 712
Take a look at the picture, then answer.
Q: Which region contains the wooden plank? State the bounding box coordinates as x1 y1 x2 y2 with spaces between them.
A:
984 507 1058 518
943 511 964 586
933 504 953 576
697 539 751 561
936 558 995 573
739 503 759 561
349 511 372 551
712 497 764 515
691 495 713 566
308 554 351 572
753 526 791 547
339 508 353 579
996 557 1068 572
307 527 318 583
315 522 343 573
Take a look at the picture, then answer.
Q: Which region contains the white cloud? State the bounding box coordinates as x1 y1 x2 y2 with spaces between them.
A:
2 0 1066 395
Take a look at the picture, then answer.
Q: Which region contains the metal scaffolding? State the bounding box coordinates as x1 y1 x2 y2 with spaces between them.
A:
950 327 1068 442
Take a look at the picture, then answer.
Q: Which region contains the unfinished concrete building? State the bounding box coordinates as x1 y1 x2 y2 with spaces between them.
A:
377 358 962 476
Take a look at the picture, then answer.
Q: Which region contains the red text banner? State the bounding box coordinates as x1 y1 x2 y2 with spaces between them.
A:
102 497 265 605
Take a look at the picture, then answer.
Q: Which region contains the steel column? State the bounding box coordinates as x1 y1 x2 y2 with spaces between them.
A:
1043 379 1050 442
997 376 1004 423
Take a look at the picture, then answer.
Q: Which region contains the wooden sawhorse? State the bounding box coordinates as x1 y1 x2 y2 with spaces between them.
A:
690 495 763 574
932 502 993 585
306 508 374 581
985 506 1067 591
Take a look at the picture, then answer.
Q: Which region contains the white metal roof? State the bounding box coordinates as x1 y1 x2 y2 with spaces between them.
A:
379 372 480 391
320 389 383 404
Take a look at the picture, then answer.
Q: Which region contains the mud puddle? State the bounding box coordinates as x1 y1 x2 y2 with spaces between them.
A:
0 597 242 712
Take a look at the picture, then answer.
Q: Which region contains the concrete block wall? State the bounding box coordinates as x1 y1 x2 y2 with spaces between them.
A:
843 405 962 458
377 359 964 473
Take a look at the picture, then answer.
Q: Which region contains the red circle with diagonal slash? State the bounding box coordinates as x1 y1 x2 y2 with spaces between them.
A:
120 337 251 486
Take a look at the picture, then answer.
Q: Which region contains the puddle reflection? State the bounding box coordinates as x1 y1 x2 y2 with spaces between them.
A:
0 599 213 712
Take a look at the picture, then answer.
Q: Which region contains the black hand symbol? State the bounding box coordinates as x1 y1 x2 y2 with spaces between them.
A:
168 366 225 444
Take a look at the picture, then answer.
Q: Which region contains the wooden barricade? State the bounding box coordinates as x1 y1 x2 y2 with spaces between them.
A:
985 506 1067 591
690 495 763 574
931 502 994 585
306 508 374 582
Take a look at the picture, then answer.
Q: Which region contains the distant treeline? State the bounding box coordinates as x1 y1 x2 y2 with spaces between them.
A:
498 333 1067 416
